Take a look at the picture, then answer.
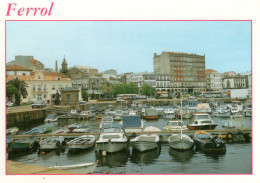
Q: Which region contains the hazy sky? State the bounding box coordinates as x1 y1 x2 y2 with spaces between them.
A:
6 21 251 74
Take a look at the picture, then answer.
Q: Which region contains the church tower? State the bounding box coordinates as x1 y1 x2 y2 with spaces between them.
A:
61 56 68 73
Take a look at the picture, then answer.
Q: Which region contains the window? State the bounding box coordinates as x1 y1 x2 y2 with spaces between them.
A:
44 85 47 92
33 85 35 92
38 75 41 79
38 85 41 92
33 94 36 99
52 85 55 90
58 85 62 89
37 94 42 101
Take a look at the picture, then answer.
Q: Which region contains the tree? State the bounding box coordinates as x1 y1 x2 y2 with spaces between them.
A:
101 84 113 98
140 83 155 97
113 82 139 96
7 78 28 106
55 92 60 105
6 83 18 101
81 90 88 101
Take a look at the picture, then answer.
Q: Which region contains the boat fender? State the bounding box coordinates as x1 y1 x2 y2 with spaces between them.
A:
56 141 61 147
29 142 33 149
226 133 233 140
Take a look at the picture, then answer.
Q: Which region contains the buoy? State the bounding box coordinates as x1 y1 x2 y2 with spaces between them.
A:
105 171 109 174
41 151 46 155
102 151 107 157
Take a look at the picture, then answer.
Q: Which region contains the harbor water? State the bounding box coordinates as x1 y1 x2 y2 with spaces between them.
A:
7 116 252 174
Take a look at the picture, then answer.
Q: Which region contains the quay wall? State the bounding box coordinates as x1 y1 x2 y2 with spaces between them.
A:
6 110 46 128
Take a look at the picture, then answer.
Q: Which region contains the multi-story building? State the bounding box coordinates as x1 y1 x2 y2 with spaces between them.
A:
154 51 206 95
223 75 248 89
74 65 98 76
205 69 223 91
6 64 72 104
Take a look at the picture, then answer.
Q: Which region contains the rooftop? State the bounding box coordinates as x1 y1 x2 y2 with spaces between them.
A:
6 64 32 71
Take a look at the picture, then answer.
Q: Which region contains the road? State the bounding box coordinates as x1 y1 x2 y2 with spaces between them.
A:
6 105 43 113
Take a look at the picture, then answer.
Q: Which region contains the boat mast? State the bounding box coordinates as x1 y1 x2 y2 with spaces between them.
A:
180 94 183 139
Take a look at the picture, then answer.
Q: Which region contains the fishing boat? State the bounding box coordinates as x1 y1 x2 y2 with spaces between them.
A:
67 135 96 151
193 130 226 153
163 108 175 119
23 124 53 135
70 109 78 116
39 136 65 151
8 138 39 152
96 124 128 153
7 127 19 135
145 108 158 120
44 113 58 123
187 113 217 130
130 134 160 152
163 121 188 131
121 115 145 133
48 161 98 174
168 98 194 150
67 123 82 132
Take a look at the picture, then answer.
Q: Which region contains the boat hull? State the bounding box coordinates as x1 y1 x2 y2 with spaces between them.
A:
131 141 159 152
68 141 95 150
145 116 158 120
213 112 230 117
187 124 217 130
96 142 128 153
49 162 97 174
169 140 194 150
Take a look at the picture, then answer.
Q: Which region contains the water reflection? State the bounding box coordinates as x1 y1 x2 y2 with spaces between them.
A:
169 148 194 163
95 150 130 167
130 148 160 165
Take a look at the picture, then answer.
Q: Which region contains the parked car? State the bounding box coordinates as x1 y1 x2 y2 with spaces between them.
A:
6 101 14 107
32 101 46 108
79 100 87 105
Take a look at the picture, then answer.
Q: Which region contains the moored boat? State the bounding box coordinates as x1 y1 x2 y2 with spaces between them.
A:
7 127 19 135
48 161 98 174
131 134 160 152
96 124 128 153
187 113 217 130
44 113 58 123
193 130 226 153
67 135 96 151
168 134 194 150
145 108 158 120
163 121 188 131
39 136 65 151
121 115 145 133
8 138 39 152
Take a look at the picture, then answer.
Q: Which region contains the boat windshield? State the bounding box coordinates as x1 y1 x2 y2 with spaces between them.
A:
194 115 210 120
103 128 121 133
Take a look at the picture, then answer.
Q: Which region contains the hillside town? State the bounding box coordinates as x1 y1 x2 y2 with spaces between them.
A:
6 51 251 106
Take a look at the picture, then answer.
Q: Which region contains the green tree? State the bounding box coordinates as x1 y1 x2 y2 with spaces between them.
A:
7 78 28 106
113 82 138 95
101 84 113 98
81 90 88 101
6 83 18 101
140 83 155 97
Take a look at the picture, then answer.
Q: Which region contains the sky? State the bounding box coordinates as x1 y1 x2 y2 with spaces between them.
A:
6 21 251 74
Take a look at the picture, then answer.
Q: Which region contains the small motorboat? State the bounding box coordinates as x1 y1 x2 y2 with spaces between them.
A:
7 127 19 135
222 114 245 129
70 109 78 116
79 110 95 119
193 130 226 153
48 161 98 174
168 133 194 150
67 123 82 132
8 138 39 152
121 115 145 133
163 121 188 131
100 116 114 128
212 107 230 118
144 108 158 120
39 136 65 151
131 134 160 152
72 126 91 133
96 124 128 153
187 113 217 130
67 135 96 151
44 113 58 123
23 124 53 135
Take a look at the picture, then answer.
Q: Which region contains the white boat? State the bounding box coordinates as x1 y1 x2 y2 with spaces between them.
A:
168 98 194 150
187 113 217 130
96 124 128 153
70 109 78 116
131 134 160 152
52 128 69 135
72 126 91 133
213 107 230 117
7 127 19 135
196 103 212 113
100 116 114 128
114 110 123 121
222 114 245 129
79 110 95 118
44 114 58 123
129 110 137 115
39 136 65 151
48 161 98 174
67 123 82 132
121 115 145 133
163 121 188 131
67 135 96 150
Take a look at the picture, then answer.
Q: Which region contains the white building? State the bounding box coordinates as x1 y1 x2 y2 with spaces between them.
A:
205 69 223 91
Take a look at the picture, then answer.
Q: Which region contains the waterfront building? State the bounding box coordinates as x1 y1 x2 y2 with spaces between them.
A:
6 65 72 104
73 65 98 76
60 87 80 108
205 69 223 91
153 51 206 95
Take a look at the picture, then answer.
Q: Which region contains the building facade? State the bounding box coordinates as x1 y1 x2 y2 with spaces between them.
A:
205 69 223 91
153 51 206 94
